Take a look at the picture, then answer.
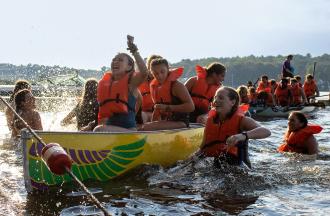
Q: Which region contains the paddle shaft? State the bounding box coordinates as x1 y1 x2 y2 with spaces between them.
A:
308 94 328 99
65 167 110 216
313 62 317 77
253 78 260 88
0 95 110 216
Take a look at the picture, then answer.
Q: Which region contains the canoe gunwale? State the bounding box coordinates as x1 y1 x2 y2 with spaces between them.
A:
249 106 316 118
32 123 205 135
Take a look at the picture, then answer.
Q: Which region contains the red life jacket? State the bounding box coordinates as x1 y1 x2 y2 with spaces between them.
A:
190 65 220 113
278 124 323 154
239 104 250 113
97 72 133 120
248 93 258 104
275 86 291 106
303 80 317 98
291 85 303 104
138 79 154 112
202 109 244 157
150 67 184 120
257 81 271 93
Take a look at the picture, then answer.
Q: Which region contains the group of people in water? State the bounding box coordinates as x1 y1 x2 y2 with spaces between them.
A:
4 36 323 168
239 73 320 110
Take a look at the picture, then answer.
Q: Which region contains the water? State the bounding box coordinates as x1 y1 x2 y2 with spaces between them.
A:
1 105 330 215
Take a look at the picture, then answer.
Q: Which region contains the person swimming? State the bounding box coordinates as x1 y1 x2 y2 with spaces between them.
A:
278 111 322 155
5 80 31 135
198 86 271 168
12 89 42 137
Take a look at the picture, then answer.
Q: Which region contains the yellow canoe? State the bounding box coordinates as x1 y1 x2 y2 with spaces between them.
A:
21 124 204 192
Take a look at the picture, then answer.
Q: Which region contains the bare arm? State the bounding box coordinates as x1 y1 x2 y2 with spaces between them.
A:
32 112 43 130
305 135 318 155
315 85 320 96
301 88 307 104
5 107 14 130
135 90 142 113
270 93 276 106
274 93 279 106
226 116 271 147
184 77 197 92
285 68 292 74
61 107 77 126
170 81 195 113
127 36 148 88
240 117 271 139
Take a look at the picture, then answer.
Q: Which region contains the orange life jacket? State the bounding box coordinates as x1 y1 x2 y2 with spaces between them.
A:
239 104 250 113
240 95 250 104
275 86 291 106
189 65 220 113
202 109 244 157
257 81 271 93
291 85 303 104
138 79 154 112
150 67 184 120
97 72 133 120
303 80 317 98
278 124 323 154
248 93 258 104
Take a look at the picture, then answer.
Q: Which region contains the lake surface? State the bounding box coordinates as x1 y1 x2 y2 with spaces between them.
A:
1 104 330 215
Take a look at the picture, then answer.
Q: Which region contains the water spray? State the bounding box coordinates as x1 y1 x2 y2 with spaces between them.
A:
0 95 110 216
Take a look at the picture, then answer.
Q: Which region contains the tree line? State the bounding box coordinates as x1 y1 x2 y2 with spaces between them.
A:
1 53 330 90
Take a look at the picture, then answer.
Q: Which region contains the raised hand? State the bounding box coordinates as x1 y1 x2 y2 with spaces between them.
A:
127 35 138 55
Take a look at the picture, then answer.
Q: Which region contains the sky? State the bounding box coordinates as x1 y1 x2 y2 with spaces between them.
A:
1 0 330 70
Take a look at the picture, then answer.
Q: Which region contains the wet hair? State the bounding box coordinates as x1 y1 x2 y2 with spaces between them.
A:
206 62 226 77
270 79 276 85
281 78 289 84
249 87 256 94
146 54 162 70
290 78 298 83
237 85 248 96
113 53 135 73
150 58 169 69
294 75 301 81
290 111 308 128
14 89 31 112
77 78 98 129
306 74 314 79
80 78 98 107
287 55 293 59
261 75 268 80
215 86 239 119
9 80 31 102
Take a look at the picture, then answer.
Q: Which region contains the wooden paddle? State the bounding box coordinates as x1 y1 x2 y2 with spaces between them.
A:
253 78 260 88
313 62 317 77
308 94 328 99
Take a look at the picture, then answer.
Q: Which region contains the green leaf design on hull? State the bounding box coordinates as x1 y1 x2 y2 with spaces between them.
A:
28 137 146 188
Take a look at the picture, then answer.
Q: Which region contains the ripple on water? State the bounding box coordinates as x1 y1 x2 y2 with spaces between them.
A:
1 107 330 215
